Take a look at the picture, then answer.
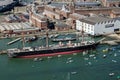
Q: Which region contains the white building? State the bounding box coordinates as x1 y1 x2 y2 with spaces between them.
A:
76 16 120 36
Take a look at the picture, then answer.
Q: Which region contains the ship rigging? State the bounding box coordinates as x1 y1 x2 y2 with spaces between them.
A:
7 25 99 58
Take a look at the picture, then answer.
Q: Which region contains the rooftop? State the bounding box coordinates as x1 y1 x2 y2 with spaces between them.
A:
48 2 101 8
113 17 120 21
70 13 86 19
55 21 68 28
112 8 120 14
48 2 66 8
79 16 113 25
0 22 38 32
75 2 101 7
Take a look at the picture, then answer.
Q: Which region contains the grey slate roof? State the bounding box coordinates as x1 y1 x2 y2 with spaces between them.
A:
113 17 120 21
79 16 113 25
48 2 66 8
49 2 101 8
75 2 101 7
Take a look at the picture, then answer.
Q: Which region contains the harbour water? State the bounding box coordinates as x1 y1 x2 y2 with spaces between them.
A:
0 35 120 80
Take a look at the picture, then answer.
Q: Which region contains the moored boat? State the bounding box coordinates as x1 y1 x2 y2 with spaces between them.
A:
7 26 99 58
7 40 99 58
52 37 76 42
25 36 38 42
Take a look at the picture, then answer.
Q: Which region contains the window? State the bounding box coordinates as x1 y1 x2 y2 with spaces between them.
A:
104 21 106 24
114 29 119 32
91 26 93 31
105 24 114 28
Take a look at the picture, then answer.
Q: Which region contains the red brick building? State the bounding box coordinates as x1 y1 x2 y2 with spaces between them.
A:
74 7 120 18
44 5 64 20
36 5 44 13
29 9 47 29
28 1 120 31
44 5 71 20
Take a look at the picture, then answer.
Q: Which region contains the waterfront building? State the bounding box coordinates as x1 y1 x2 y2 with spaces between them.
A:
43 1 101 19
28 1 120 32
67 13 87 29
0 23 39 34
5 13 29 23
74 7 120 18
44 3 71 20
29 12 47 29
76 16 120 36
29 4 47 29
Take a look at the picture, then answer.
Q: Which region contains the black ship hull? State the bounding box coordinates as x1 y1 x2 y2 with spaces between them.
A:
8 42 99 58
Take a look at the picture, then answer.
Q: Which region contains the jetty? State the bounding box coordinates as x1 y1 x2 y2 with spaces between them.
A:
7 38 21 45
100 40 120 45
97 37 106 43
99 37 119 45
100 33 120 45
0 50 7 54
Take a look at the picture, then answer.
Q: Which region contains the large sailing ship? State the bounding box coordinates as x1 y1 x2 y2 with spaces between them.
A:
7 30 99 58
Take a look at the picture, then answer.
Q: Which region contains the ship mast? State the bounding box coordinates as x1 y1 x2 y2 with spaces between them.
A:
21 26 25 48
46 30 49 48
81 23 84 42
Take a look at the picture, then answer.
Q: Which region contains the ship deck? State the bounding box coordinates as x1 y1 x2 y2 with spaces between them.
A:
7 41 95 54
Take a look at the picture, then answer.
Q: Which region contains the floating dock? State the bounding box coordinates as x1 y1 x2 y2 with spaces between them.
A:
7 38 21 45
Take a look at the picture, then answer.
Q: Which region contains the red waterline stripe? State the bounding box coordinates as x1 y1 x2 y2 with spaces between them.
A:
19 50 83 58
